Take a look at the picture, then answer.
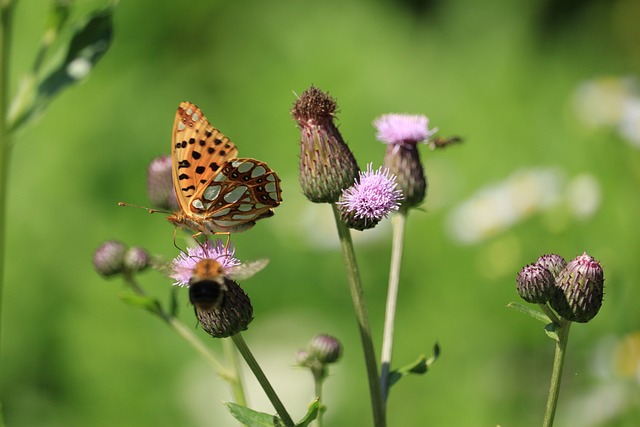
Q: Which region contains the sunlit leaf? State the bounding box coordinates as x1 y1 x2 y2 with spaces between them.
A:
225 402 280 427
10 7 114 132
507 302 551 324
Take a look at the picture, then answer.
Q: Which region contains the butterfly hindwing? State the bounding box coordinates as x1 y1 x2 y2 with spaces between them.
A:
189 158 282 230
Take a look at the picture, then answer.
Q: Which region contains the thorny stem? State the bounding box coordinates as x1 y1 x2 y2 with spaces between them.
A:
0 0 15 381
231 333 295 427
331 204 386 427
380 212 407 403
542 318 572 427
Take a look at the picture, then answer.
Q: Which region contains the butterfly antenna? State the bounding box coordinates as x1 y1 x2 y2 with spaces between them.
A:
118 202 172 215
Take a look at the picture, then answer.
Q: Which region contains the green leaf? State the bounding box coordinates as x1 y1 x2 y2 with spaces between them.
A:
118 291 162 314
388 343 440 389
295 399 320 427
225 402 280 427
10 8 114 132
507 302 551 324
544 322 560 342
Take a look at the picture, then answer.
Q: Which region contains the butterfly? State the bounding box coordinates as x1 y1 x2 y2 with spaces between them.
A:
167 101 282 236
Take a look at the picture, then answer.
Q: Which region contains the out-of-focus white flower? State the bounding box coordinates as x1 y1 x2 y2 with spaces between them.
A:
618 97 640 147
566 174 601 220
573 76 640 148
447 168 601 244
573 77 637 128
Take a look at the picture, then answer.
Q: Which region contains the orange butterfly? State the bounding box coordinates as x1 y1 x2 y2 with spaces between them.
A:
166 102 282 235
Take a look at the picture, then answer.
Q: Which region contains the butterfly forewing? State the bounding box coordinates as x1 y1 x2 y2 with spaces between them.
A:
171 102 239 212
168 101 282 235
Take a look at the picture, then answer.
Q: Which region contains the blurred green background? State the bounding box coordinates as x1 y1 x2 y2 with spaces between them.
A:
2 0 640 426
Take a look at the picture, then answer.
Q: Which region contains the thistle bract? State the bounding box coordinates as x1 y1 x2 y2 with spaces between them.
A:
516 263 556 304
292 86 359 203
550 253 604 323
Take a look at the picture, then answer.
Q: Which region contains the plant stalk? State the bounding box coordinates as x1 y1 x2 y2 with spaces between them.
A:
542 319 572 427
331 204 386 427
380 212 407 403
0 0 16 382
231 333 295 427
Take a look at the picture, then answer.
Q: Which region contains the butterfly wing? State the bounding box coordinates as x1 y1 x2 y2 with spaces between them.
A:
171 101 239 214
188 158 283 232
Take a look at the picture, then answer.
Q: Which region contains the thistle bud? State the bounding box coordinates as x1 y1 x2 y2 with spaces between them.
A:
550 252 604 323
516 263 556 304
308 334 343 364
291 86 359 203
194 276 253 338
374 114 436 211
147 155 179 211
124 246 150 272
93 240 127 277
536 253 567 278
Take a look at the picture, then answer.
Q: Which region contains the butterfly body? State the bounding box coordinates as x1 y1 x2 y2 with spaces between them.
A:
169 102 282 235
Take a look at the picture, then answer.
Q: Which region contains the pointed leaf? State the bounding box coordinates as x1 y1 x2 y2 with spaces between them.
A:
295 399 320 427
507 302 551 324
225 402 279 427
118 291 162 314
544 322 560 342
388 343 440 389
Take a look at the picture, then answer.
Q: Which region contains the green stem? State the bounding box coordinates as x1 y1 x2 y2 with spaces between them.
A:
380 212 407 403
331 204 386 427
223 337 248 407
314 372 324 427
231 333 295 427
538 303 561 326
0 0 15 382
542 319 572 427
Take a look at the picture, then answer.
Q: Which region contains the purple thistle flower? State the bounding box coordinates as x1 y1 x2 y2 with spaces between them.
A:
374 113 436 210
170 240 240 286
337 164 403 230
374 114 436 147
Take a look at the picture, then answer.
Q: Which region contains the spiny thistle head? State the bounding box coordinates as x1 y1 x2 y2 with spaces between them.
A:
374 114 436 211
550 252 605 323
292 86 359 203
536 253 567 278
337 164 403 230
147 155 179 211
516 263 556 304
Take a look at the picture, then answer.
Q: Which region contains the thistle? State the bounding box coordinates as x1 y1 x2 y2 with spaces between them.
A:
550 252 604 323
337 164 403 230
374 113 436 211
292 86 359 203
